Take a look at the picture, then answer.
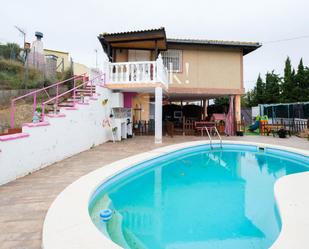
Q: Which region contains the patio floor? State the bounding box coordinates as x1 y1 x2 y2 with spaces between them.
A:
0 135 308 249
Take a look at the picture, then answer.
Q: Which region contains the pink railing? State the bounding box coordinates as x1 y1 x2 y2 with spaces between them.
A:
10 73 87 128
41 73 105 121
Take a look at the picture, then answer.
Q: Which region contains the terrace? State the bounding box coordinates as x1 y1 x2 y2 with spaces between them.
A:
0 135 308 249
0 24 308 249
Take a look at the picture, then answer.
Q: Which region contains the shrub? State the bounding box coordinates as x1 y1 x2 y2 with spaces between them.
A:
0 59 45 89
0 43 22 62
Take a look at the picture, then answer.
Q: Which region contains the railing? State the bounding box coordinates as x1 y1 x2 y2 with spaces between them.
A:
204 127 213 148
213 126 223 148
41 74 105 121
260 118 308 135
10 73 86 128
201 126 222 149
107 55 169 87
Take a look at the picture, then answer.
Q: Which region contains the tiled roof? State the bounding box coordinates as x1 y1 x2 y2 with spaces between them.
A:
100 27 165 37
167 38 261 47
98 28 261 55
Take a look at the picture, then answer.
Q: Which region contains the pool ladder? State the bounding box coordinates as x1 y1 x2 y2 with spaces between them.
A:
203 126 222 149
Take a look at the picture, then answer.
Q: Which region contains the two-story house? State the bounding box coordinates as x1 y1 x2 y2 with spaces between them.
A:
98 27 261 143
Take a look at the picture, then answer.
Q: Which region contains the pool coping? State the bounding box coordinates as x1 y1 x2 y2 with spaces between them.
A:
42 140 309 249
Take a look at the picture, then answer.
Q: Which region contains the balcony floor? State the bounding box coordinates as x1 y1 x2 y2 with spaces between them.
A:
105 82 167 93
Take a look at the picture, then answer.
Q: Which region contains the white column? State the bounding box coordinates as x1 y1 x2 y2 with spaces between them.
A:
155 87 162 144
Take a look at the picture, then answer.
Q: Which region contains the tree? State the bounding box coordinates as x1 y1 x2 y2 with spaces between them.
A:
252 74 265 105
214 97 229 106
0 43 22 62
244 88 257 107
241 92 252 107
295 58 307 101
264 71 281 103
281 57 295 103
248 56 309 106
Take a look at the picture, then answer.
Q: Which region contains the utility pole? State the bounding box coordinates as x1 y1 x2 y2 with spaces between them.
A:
14 25 26 47
14 25 28 89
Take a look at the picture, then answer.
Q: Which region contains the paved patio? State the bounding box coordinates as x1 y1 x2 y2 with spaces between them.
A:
0 135 308 249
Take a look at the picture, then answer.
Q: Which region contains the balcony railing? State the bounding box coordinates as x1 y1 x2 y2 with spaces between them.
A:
106 55 169 87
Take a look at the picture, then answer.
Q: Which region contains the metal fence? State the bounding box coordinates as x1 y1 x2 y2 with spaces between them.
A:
260 102 309 120
133 120 155 135
274 118 308 133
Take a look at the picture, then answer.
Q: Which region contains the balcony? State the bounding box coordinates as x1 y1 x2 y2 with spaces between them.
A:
105 55 169 90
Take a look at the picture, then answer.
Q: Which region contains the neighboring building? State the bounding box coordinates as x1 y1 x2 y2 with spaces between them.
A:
43 48 90 76
98 27 261 142
43 49 70 73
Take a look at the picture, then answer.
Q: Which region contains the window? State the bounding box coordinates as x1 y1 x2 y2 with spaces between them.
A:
161 49 182 72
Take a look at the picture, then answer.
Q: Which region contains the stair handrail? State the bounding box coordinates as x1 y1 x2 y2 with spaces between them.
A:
202 125 223 149
41 73 105 121
204 126 213 149
10 73 87 128
213 126 223 148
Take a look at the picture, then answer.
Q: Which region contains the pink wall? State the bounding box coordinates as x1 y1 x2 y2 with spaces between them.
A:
123 92 136 108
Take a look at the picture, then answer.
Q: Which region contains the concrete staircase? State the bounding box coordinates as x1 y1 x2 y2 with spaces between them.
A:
46 85 96 113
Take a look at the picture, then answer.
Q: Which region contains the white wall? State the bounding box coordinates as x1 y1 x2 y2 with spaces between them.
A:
252 106 260 118
0 86 124 186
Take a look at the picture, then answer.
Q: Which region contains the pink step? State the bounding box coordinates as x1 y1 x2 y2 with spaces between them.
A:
46 113 66 118
76 93 92 96
0 133 29 142
23 122 50 128
64 107 78 110
78 102 90 105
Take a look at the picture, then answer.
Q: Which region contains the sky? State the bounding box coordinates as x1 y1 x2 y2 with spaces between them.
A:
1 0 308 90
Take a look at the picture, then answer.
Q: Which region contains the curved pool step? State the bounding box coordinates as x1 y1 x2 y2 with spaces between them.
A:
106 209 130 249
123 227 148 249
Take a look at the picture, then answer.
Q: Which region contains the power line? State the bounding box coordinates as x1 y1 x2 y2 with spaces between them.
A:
263 35 309 44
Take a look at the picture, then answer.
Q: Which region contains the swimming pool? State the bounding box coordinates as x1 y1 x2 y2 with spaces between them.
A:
88 144 309 249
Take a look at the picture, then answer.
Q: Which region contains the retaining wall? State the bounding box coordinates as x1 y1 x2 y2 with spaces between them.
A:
0 86 123 185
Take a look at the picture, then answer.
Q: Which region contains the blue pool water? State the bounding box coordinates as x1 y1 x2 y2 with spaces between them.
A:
89 144 309 249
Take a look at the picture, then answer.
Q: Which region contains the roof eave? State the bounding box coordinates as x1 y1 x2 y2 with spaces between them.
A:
167 39 262 55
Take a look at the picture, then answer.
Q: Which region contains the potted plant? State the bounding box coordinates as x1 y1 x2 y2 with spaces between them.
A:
277 128 287 138
102 99 108 106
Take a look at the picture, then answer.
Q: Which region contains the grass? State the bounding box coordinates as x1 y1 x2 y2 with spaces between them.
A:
244 126 260 136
